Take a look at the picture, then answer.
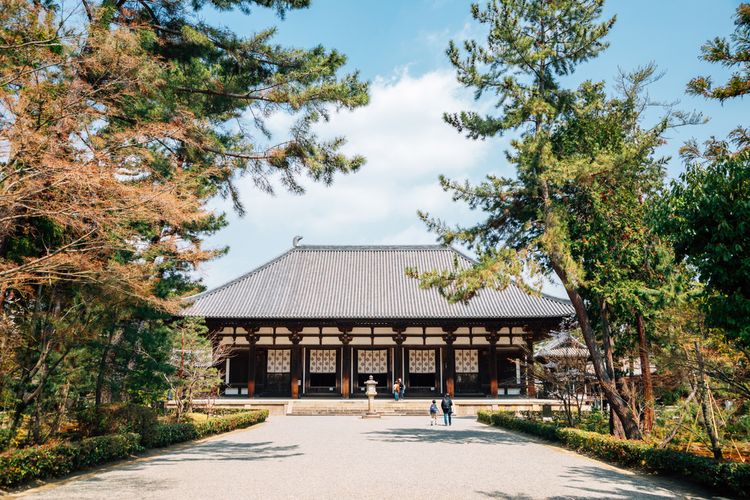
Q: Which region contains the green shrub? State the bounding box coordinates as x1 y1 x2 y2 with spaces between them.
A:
144 423 197 448
578 408 609 434
477 411 750 497
0 433 141 489
726 413 750 440
77 403 158 443
145 410 268 449
0 410 268 489
191 407 249 416
0 428 14 452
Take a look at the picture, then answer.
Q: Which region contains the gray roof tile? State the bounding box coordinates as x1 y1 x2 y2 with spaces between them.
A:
181 245 575 320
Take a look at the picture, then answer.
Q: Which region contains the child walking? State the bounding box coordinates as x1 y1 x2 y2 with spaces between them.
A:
429 399 438 426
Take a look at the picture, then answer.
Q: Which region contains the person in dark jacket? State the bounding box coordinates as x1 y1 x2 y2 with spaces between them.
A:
441 393 453 426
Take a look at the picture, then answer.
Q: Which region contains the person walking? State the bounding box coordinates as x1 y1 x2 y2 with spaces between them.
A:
397 378 405 400
429 399 439 426
441 393 453 426
393 380 400 401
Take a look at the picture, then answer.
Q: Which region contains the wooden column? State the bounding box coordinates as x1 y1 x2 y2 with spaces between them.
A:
526 335 537 397
246 330 260 399
338 328 353 399
392 328 406 384
486 330 499 398
289 330 302 399
442 328 457 397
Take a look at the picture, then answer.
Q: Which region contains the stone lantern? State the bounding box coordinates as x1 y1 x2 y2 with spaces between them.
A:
362 375 381 419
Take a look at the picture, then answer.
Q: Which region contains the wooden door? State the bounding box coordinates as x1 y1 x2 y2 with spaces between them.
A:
262 348 291 397
455 348 482 395
353 348 390 397
305 348 340 396
405 348 439 396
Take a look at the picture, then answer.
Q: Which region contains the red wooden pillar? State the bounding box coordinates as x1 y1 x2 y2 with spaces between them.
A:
487 331 499 398
289 330 302 399
247 345 256 398
392 328 405 387
246 330 259 399
339 329 353 399
526 336 537 397
442 328 456 397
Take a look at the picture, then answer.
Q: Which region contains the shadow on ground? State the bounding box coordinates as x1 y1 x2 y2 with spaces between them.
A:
559 465 707 499
476 464 709 499
59 440 304 496
365 426 522 445
138 440 303 464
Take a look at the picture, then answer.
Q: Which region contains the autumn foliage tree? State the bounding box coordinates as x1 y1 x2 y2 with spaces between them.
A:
0 0 368 444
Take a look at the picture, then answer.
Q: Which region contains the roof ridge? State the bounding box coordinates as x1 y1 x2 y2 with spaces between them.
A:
294 244 449 250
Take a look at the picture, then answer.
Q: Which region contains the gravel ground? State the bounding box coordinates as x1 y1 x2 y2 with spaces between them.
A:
16 416 713 500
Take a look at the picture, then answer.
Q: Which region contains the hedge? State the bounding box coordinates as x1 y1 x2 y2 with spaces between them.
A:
0 410 269 490
0 433 142 489
477 410 750 498
145 409 269 448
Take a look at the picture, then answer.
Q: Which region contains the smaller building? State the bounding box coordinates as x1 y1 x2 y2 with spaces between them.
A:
182 244 575 399
534 331 595 401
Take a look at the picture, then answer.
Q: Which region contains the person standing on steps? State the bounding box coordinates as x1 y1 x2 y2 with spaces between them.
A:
441 393 453 426
393 379 400 401
397 378 405 400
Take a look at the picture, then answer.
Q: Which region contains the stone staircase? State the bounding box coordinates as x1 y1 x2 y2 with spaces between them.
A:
185 397 567 417
286 399 429 416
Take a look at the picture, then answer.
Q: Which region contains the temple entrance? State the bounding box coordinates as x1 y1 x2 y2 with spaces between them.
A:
224 349 249 396
497 349 524 396
257 348 291 397
305 348 340 396
353 348 390 396
454 348 483 396
405 348 439 396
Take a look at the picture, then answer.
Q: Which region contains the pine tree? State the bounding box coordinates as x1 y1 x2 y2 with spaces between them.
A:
687 3 750 101
407 0 676 439
683 3 750 159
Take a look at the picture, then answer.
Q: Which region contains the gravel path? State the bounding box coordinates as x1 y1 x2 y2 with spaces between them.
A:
17 416 712 499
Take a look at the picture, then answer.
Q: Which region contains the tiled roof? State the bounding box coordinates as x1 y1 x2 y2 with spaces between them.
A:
534 331 590 359
181 245 574 320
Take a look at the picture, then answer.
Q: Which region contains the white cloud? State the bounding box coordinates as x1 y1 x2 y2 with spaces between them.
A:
199 69 503 289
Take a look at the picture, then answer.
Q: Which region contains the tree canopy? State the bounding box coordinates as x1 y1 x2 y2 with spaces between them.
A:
408 0 699 440
0 0 368 446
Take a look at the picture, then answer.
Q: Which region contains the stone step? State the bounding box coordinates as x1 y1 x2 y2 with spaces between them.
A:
184 397 568 416
289 412 427 416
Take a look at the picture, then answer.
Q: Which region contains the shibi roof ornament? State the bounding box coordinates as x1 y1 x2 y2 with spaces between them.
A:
292 235 303 247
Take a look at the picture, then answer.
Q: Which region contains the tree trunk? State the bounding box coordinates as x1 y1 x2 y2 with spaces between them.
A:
600 301 626 438
95 328 124 406
552 266 643 440
636 314 654 434
694 341 722 460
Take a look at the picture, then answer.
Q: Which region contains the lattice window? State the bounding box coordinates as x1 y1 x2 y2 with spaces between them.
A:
408 350 435 373
309 349 337 373
357 350 388 373
267 350 290 373
455 349 479 373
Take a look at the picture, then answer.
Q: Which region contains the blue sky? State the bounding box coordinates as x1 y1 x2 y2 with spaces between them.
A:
198 0 747 296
